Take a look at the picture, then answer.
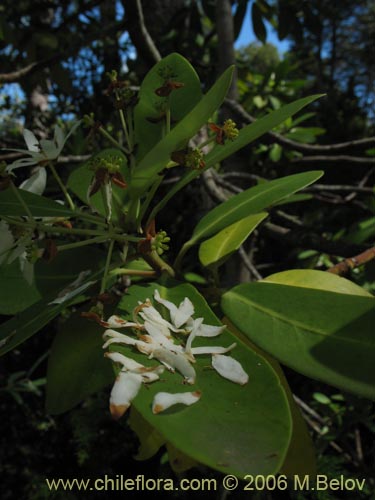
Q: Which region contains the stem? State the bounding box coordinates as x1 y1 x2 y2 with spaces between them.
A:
198 136 215 150
166 107 171 135
109 268 157 278
144 250 175 277
10 181 34 221
56 236 108 251
98 126 129 155
174 241 193 271
137 177 163 227
0 216 141 243
115 90 132 151
100 239 115 293
48 162 75 211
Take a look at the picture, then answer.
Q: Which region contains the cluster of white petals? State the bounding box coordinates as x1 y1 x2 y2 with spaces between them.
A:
102 289 249 419
5 122 81 195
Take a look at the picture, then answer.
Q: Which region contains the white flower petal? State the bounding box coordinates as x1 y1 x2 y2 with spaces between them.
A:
103 181 112 221
40 139 59 159
152 391 201 414
54 124 65 151
104 315 139 329
173 297 195 328
19 253 34 285
104 351 164 382
102 329 140 349
60 120 81 150
151 347 196 384
191 342 237 355
109 371 143 419
184 317 203 356
105 351 145 371
154 289 194 328
19 167 47 195
143 320 180 349
23 129 39 152
196 323 225 337
212 354 249 385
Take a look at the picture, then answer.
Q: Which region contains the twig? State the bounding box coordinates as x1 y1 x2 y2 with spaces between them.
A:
238 246 262 280
293 155 375 165
302 413 359 467
202 169 228 202
354 428 364 463
327 246 375 275
125 0 161 65
293 394 326 425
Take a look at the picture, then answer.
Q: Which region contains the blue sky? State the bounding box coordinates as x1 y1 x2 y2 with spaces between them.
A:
235 3 290 53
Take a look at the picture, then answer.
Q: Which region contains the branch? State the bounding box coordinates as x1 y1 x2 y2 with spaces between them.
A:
293 155 375 165
124 0 161 65
224 98 375 155
0 56 60 84
327 246 375 275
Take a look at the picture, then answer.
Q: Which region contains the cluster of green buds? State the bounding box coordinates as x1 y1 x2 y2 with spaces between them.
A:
171 147 205 170
209 119 239 145
151 230 170 256
87 155 127 195
105 70 138 109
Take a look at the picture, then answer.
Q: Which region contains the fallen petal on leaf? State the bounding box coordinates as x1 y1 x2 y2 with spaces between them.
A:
212 354 249 385
152 391 201 414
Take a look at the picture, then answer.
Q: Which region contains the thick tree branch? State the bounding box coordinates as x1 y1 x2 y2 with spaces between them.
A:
327 247 375 275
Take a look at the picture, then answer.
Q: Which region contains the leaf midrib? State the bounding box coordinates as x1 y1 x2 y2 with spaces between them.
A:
228 291 375 348
192 172 322 243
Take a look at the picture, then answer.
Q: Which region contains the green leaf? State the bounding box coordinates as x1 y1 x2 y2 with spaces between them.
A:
112 281 292 477
223 317 316 478
199 212 268 267
252 2 267 43
0 271 98 357
204 95 324 168
147 95 324 223
0 261 41 315
0 188 75 217
186 171 323 248
34 246 105 296
130 66 234 196
46 312 113 414
67 148 128 218
221 270 375 399
134 53 202 161
263 269 373 297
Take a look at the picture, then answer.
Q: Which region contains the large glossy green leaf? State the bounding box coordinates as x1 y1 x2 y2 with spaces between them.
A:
0 188 75 217
223 317 316 478
146 95 324 223
177 171 323 264
110 281 292 477
263 269 373 297
130 66 234 196
46 312 113 414
134 53 202 161
67 148 129 218
199 212 268 267
0 261 41 315
222 271 375 400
